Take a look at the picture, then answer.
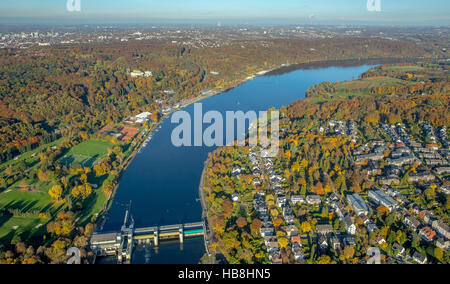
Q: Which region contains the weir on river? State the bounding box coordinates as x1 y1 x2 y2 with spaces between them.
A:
91 205 206 263
96 61 379 264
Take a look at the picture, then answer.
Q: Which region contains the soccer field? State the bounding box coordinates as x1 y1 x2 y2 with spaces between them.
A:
59 140 113 167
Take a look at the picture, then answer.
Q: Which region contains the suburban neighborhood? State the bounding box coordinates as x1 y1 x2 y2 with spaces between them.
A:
209 117 449 264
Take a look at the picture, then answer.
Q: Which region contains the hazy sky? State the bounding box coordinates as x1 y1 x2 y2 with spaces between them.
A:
0 0 449 25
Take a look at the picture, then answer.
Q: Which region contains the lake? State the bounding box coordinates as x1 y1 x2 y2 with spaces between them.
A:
99 62 376 264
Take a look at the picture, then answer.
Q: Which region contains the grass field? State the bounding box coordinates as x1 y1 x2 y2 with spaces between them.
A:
336 76 408 91
0 139 116 243
59 140 113 167
0 172 110 242
0 180 65 242
381 65 425 72
309 76 413 104
0 179 64 212
0 215 45 242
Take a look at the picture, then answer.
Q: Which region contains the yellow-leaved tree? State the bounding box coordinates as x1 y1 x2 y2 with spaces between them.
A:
301 221 312 234
49 185 63 200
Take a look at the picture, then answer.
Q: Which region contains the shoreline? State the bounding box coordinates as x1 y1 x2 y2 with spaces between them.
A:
265 57 426 76
198 155 214 263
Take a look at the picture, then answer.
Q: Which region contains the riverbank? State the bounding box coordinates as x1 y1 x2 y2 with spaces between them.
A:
198 155 215 264
96 121 164 231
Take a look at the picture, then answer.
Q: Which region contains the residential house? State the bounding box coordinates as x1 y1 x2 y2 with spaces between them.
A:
284 214 295 225
436 238 450 251
376 235 386 245
412 252 427 264
347 194 369 216
306 195 321 205
432 220 450 239
316 224 334 236
419 227 437 242
379 175 401 185
291 195 305 205
355 153 384 165
270 251 282 264
260 227 275 237
291 235 302 245
286 225 299 237
409 171 435 183
232 167 242 177
344 236 356 246
344 214 357 235
282 206 294 217
368 189 398 212
330 237 341 251
366 222 379 233
392 243 405 257
360 215 370 225
367 160 382 176
404 215 421 230
435 167 450 175
291 244 305 262
318 235 328 250
334 203 347 219
265 238 280 253
329 193 340 202
419 210 434 225
276 196 287 208
387 155 416 167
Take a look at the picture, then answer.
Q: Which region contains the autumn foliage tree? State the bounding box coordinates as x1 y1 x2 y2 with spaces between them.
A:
301 221 312 234
46 211 75 237
376 205 389 217
236 217 248 228
250 219 262 236
222 199 233 219
71 183 92 199
48 185 63 200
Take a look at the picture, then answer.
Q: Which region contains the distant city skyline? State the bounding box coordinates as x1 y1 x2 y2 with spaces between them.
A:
0 0 449 26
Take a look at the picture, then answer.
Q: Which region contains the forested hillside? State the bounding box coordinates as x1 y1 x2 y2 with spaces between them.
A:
0 38 441 162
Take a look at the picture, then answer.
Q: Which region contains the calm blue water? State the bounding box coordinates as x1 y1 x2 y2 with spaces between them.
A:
99 63 375 264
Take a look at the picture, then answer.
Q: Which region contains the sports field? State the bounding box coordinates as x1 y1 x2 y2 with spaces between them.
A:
60 140 113 167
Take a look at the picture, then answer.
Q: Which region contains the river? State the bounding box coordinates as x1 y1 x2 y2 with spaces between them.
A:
98 61 377 264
